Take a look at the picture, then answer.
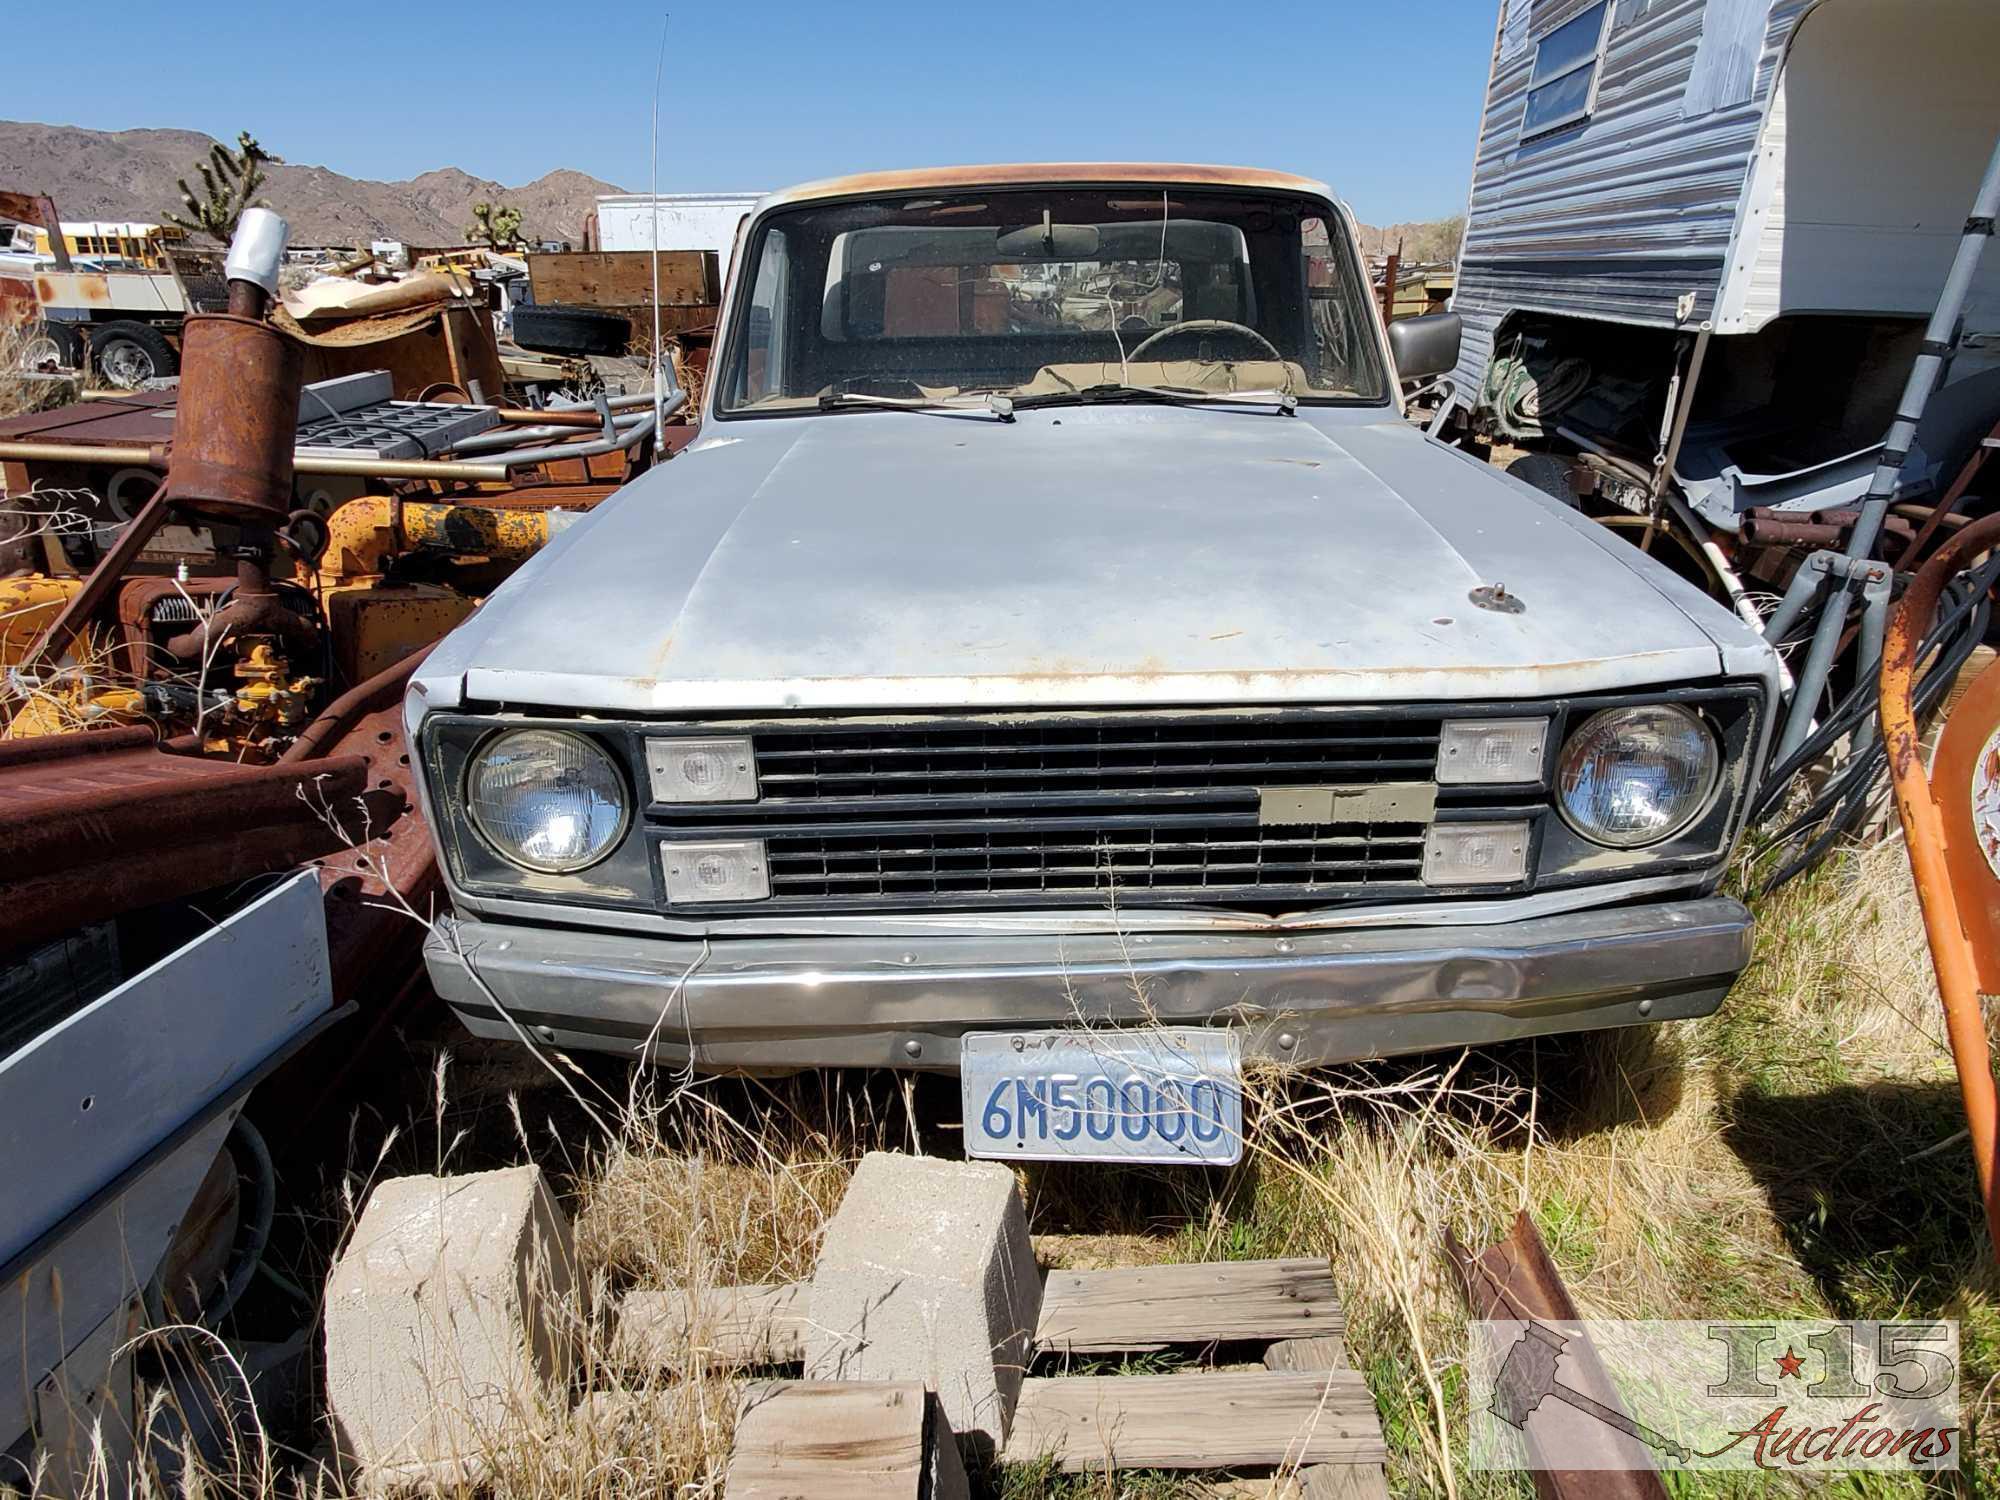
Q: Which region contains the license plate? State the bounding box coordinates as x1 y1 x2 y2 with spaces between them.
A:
961 1028 1243 1166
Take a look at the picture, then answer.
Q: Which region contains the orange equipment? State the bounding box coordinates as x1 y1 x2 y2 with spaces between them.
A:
1882 510 2000 1258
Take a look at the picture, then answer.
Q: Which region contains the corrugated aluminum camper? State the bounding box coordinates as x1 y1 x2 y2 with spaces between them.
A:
1445 0 2000 533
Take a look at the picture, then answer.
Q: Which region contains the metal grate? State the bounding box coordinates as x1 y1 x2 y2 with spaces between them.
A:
764 822 1427 901
649 708 1461 911
293 400 500 460
749 715 1441 811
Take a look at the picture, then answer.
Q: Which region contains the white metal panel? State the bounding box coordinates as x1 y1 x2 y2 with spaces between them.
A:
594 192 764 283
0 871 332 1460
1714 0 2000 331
1 870 331 1263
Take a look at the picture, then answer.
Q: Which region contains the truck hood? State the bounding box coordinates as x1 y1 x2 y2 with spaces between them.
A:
440 408 1730 713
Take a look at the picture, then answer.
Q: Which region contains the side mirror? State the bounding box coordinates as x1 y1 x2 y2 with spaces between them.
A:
1386 312 1462 382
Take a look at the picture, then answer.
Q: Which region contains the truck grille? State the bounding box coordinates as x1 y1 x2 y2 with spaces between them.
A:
751 716 1441 805
762 824 1428 900
650 709 1465 911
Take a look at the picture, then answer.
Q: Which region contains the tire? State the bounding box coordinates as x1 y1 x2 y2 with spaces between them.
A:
90 320 178 387
511 304 632 357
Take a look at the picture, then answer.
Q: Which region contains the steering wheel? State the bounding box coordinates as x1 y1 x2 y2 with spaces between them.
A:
1129 318 1281 362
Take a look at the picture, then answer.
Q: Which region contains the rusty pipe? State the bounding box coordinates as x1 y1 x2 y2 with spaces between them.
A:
1740 509 1916 548
0 441 513 483
495 407 603 428
1881 508 2000 1259
162 556 319 663
1740 514 1848 547
320 494 571 579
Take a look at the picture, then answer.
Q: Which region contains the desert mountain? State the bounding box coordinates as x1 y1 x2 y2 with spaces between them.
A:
1 120 1460 262
0 121 622 247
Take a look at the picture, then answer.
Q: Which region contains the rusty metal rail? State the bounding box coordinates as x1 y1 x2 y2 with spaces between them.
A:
1448 1212 1669 1500
1881 510 2000 1258
0 728 382 953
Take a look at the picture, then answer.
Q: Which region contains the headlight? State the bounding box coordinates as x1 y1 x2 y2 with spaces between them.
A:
1557 705 1719 848
465 729 628 873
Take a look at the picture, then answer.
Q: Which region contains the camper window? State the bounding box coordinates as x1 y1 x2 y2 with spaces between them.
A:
1521 1 1610 137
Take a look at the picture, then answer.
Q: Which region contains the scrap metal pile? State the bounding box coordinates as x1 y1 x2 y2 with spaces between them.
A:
0 209 687 1488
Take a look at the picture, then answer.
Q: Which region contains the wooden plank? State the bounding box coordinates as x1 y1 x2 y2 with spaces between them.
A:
1298 1463 1393 1500
1201 1477 1303 1498
1034 1258 1345 1353
1001 1371 1386 1472
1264 1336 1351 1373
728 1381 961 1500
611 1282 808 1368
526 250 717 308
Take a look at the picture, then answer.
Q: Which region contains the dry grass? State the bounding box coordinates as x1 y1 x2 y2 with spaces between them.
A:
8 841 1989 1499
1145 840 1995 1499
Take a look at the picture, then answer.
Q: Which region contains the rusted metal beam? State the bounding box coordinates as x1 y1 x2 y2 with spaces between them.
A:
275 651 443 1127
0 732 380 952
1881 509 2000 1259
1446 1212 1669 1500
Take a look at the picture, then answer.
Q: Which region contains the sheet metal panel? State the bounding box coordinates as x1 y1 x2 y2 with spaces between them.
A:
1 870 331 1265
0 871 332 1459
1450 0 1815 407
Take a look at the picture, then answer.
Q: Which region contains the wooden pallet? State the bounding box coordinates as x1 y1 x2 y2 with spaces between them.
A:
1000 1257 1390 1495
653 1257 1392 1495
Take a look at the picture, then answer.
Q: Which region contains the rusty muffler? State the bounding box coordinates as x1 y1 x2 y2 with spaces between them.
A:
160 209 319 663
162 312 302 528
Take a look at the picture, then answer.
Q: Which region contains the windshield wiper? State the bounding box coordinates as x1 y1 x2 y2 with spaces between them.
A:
816 391 1016 422
1008 383 1297 416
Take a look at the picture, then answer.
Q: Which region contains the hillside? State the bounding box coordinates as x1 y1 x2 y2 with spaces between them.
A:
0 120 1462 263
0 122 621 246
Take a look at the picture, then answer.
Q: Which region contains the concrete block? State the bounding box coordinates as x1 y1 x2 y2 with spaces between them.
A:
804 1152 1040 1454
324 1165 576 1487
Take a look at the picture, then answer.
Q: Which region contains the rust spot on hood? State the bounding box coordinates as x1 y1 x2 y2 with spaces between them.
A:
762 163 1335 211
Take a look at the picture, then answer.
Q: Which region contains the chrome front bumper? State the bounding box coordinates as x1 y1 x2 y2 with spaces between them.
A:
424 896 1753 1072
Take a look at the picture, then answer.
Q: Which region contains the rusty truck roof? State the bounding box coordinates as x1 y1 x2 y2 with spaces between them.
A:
758 163 1336 212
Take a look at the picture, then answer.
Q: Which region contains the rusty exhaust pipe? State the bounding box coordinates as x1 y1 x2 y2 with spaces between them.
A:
160 209 318 663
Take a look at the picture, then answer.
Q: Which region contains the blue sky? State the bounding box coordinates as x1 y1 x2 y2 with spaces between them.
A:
6 2 1498 225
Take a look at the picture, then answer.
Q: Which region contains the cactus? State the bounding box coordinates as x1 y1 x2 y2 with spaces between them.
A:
467 202 527 251
164 132 279 246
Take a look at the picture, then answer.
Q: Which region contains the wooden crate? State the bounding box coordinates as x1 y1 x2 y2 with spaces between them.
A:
526 250 718 309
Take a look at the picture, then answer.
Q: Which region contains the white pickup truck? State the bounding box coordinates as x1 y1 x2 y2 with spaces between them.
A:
405 163 1778 1165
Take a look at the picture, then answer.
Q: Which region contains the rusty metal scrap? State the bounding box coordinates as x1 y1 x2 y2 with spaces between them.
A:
320 494 567 578
1446 1212 1669 1500
0 727 388 952
163 312 302 527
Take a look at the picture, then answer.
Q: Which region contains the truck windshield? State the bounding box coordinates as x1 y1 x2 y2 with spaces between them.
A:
716 187 1389 415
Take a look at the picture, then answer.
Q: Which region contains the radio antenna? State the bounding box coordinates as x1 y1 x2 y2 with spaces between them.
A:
648 12 672 445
